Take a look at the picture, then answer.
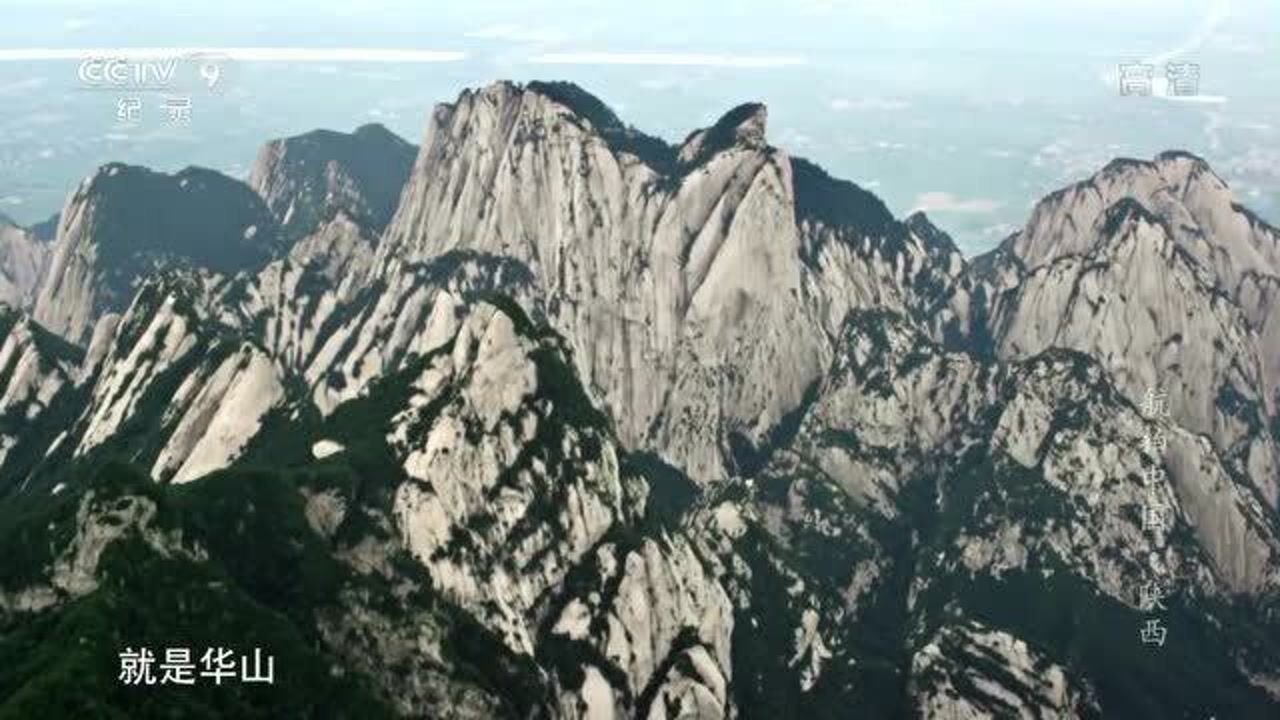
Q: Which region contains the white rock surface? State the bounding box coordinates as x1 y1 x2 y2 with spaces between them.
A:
910 621 1099 719
151 343 285 483
0 218 51 309
378 81 965 482
391 302 628 654
981 154 1280 506
0 308 78 471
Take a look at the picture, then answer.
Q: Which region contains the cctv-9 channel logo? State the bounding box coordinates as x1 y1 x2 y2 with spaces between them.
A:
75 53 238 94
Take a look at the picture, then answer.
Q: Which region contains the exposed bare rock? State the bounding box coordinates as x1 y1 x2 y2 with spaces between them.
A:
390 301 630 655
0 216 51 309
381 80 966 482
978 153 1280 506
149 342 285 483
909 621 1100 719
249 123 416 241
32 163 281 345
46 272 285 484
2 82 1278 718
0 487 195 614
231 213 383 372
548 534 734 716
0 307 81 476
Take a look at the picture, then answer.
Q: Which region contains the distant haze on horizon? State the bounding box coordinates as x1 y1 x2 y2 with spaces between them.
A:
0 0 1275 254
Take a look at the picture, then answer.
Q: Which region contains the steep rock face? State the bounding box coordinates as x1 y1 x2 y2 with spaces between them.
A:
56 273 285 484
0 217 51 309
72 277 211 455
290 295 741 715
1000 153 1280 295
0 309 81 476
391 302 632 655
2 81 1279 718
232 291 740 716
148 343 285 483
381 81 966 482
32 164 281 345
230 213 384 372
794 175 968 343
909 621 1100 719
547 532 734 719
796 311 1280 601
293 252 538 414
224 190 539 412
985 350 1279 600
249 123 416 242
776 310 998 515
979 153 1280 506
755 309 1280 715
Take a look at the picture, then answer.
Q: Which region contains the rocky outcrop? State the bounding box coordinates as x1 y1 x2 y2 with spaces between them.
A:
46 272 285 484
0 216 51 309
909 621 1100 719
229 213 384 373
548 533 734 719
249 123 416 242
977 152 1280 507
782 308 1280 600
381 80 967 482
2 81 1279 718
391 301 631 654
32 164 281 345
0 308 81 477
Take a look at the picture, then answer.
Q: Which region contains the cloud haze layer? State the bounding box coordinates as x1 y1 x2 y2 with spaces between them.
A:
0 0 1273 254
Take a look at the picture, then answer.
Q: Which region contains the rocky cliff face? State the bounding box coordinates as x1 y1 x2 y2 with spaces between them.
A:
249 123 416 242
0 271 287 492
0 308 81 478
976 152 1280 508
1 81 1278 718
908 621 1101 718
0 216 51 309
742 305 1280 716
381 81 966 482
32 163 282 345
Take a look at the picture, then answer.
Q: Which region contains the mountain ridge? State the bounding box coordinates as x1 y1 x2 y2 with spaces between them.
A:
1 80 1277 718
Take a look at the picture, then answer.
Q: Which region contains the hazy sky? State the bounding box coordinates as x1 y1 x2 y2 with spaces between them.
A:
0 0 1275 253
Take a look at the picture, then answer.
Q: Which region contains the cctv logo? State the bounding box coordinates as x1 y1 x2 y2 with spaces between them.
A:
77 57 178 88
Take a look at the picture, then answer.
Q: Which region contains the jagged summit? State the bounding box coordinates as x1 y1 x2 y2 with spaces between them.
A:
792 156 902 243
377 80 974 482
975 150 1280 508
1095 151 1210 182
249 122 416 241
5 81 1279 718
677 101 768 166
995 150 1277 275
31 162 280 345
519 79 680 175
524 80 628 131
444 81 776 181
903 211 960 254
